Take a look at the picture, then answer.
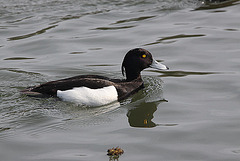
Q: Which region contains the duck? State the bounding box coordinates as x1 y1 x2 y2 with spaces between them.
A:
22 48 168 106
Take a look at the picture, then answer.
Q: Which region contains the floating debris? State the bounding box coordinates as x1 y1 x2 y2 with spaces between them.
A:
107 147 124 158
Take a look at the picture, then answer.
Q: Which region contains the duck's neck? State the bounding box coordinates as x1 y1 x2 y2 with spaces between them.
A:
125 70 142 81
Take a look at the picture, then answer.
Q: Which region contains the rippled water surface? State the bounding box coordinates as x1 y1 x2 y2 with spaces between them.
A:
1 0 240 160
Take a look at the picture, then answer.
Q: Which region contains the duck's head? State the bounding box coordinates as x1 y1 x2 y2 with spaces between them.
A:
122 48 168 81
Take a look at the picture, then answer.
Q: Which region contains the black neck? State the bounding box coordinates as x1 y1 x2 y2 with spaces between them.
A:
125 69 142 81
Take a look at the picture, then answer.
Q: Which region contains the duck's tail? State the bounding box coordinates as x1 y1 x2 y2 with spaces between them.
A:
21 87 48 98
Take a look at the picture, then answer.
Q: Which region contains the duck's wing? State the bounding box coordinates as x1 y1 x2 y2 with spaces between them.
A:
22 75 116 97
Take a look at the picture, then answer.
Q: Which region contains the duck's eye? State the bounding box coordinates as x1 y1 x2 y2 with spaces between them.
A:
141 54 147 58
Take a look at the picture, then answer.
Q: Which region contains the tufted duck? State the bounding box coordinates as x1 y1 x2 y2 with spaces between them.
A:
22 48 168 106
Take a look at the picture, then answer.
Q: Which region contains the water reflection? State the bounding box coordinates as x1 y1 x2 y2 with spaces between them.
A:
150 70 221 77
4 57 35 60
125 76 171 128
126 99 176 128
7 25 57 41
111 16 156 25
143 34 205 46
127 101 159 128
93 25 136 30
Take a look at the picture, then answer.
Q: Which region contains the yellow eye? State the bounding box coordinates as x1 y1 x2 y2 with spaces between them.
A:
142 54 146 58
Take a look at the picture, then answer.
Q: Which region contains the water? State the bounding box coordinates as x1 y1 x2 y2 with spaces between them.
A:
1 0 240 160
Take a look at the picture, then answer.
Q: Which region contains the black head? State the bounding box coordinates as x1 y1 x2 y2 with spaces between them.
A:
122 48 168 81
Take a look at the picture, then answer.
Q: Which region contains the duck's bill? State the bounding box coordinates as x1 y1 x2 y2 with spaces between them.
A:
150 60 169 70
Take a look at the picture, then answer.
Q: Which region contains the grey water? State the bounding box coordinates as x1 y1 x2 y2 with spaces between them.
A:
1 0 240 160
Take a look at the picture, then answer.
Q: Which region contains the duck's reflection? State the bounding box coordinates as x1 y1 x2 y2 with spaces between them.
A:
127 100 164 128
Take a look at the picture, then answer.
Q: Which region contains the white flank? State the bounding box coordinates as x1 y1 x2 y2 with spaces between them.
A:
57 85 118 106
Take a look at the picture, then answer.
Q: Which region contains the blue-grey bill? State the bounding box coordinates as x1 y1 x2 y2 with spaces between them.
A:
150 60 169 70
